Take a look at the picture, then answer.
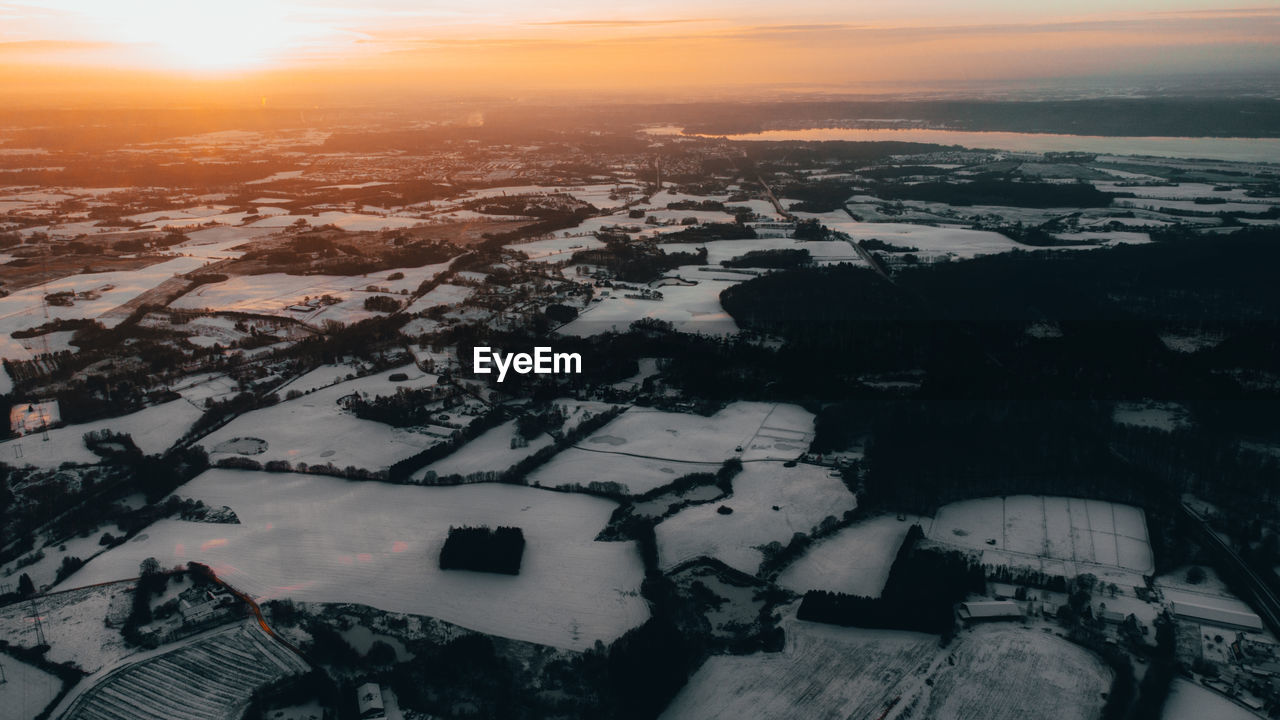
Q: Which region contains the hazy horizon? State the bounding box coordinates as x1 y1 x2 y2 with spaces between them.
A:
2 1 1279 107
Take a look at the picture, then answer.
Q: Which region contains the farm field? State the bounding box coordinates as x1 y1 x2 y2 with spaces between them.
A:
926 495 1154 575
661 621 939 720
777 515 923 597
505 235 604 262
66 469 649 650
819 221 1022 259
60 622 309 720
656 461 856 574
526 402 814 495
0 652 62 720
0 398 203 469
924 626 1112 720
415 419 554 480
170 261 452 324
0 256 210 336
0 583 134 672
198 366 446 473
659 238 864 266
559 264 743 336
1163 679 1258 720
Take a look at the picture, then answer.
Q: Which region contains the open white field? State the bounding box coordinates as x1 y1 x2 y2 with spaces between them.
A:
246 211 429 232
559 265 742 336
67 469 649 650
199 366 445 473
660 238 864 267
506 235 604 262
656 461 856 574
924 626 1112 720
582 402 811 463
0 583 133 672
60 621 309 720
1163 679 1258 720
927 496 1153 575
0 256 209 337
0 399 203 469
416 419 554 480
661 622 939 720
171 261 452 324
822 221 1022 259
0 652 62 720
530 450 717 495
778 515 923 597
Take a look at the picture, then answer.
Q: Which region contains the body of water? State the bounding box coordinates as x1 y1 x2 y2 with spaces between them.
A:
696 127 1280 164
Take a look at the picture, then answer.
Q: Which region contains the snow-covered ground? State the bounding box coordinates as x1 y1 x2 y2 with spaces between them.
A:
0 582 133 672
416 419 554 480
659 238 864 266
559 265 743 336
778 514 924 597
199 366 444 473
822 221 1022 260
67 469 649 650
656 461 856 574
506 235 604 262
1113 401 1191 431
0 399 203 468
527 402 814 495
927 496 1154 575
0 652 62 720
662 620 939 720
0 256 210 337
1163 679 1258 720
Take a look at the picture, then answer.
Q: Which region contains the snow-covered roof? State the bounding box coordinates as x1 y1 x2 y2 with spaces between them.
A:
958 601 1023 620
1172 601 1264 631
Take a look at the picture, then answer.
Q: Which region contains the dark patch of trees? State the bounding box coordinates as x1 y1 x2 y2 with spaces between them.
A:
363 295 401 313
721 248 811 269
439 526 526 575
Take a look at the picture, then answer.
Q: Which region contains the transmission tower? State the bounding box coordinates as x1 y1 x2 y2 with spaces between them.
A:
27 599 47 647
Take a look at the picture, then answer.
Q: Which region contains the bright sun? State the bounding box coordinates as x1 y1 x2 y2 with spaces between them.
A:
76 0 318 72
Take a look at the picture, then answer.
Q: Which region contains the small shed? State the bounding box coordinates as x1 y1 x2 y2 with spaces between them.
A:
356 682 386 720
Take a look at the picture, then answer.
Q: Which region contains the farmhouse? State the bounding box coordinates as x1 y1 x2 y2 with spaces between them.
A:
957 601 1023 625
357 682 387 719
1172 600 1265 632
178 587 235 625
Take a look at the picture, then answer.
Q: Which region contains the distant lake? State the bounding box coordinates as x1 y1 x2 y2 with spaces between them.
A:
696 128 1280 164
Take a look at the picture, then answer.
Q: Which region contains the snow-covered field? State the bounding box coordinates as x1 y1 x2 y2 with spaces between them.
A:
662 621 938 720
0 652 62 720
656 461 856 574
527 402 815 494
660 238 864 266
403 283 474 315
0 583 133 672
927 496 1154 575
924 625 1112 720
559 265 743 336
777 515 923 597
246 211 429 232
0 399 203 468
60 621 309 720
1113 401 1191 431
1163 679 1258 720
199 366 444 473
67 469 649 650
506 235 604 262
416 419 554 480
171 261 451 325
822 221 1022 259
0 256 209 337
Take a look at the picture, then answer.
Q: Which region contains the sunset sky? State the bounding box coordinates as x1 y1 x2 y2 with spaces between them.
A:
2 1 1278 105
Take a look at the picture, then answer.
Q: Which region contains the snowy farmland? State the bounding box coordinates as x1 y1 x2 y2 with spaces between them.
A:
662 622 939 720
0 652 62 720
926 496 1154 575
656 461 856 574
1163 679 1258 720
66 469 649 650
0 399 203 469
777 515 924 597
527 402 815 495
415 419 554 480
559 265 742 336
58 622 309 720
923 625 1112 720
199 366 445 473
821 221 1022 259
